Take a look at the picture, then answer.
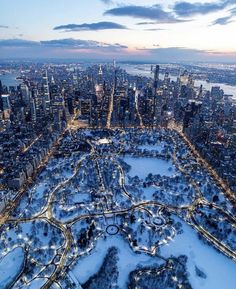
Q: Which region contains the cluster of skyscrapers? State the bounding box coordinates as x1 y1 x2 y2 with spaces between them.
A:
0 62 235 193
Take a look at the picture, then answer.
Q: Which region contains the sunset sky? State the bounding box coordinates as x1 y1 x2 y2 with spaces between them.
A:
1 0 236 61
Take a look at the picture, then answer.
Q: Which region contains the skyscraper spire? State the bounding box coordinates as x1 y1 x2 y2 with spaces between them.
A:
98 65 103 85
98 64 103 76
153 65 159 93
50 75 55 85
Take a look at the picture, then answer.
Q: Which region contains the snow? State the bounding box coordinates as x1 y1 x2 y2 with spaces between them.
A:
68 271 82 288
141 186 157 200
27 278 47 289
72 235 162 288
160 219 236 289
0 247 25 288
35 183 47 198
96 138 111 145
139 143 166 153
72 193 90 203
62 170 74 179
123 156 175 179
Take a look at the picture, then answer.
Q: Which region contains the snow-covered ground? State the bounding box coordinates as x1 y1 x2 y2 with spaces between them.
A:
72 235 162 288
26 278 48 289
123 156 175 179
139 143 166 153
141 186 157 200
161 219 236 289
95 138 111 145
2 130 235 289
0 247 25 288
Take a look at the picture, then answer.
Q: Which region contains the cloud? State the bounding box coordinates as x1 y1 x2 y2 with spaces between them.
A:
41 38 127 49
53 21 127 32
0 38 127 50
0 38 129 59
211 4 236 25
100 0 113 3
0 25 9 29
173 0 236 17
136 22 157 25
135 46 217 61
104 5 188 23
212 15 233 25
230 6 236 13
1 38 236 62
0 39 39 47
41 38 98 48
137 46 205 53
133 46 236 62
144 28 166 31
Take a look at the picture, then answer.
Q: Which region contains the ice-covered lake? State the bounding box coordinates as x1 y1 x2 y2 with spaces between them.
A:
123 156 175 179
0 247 25 288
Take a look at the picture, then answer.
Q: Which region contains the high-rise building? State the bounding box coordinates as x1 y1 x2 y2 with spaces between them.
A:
30 98 37 122
211 86 223 102
180 70 189 86
1 94 11 119
42 71 50 112
153 65 162 126
20 84 30 104
153 65 160 93
163 72 170 87
0 80 3 95
98 65 103 85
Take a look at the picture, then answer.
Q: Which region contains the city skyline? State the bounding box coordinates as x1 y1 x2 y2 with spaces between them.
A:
1 0 236 61
0 61 236 289
1 1 236 288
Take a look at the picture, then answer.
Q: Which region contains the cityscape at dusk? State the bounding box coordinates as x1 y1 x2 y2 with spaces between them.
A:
0 1 236 289
1 0 236 61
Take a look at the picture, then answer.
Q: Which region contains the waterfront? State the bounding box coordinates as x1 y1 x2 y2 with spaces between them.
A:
0 72 22 87
121 64 236 99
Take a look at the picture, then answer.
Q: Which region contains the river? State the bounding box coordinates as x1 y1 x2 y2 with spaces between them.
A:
0 73 22 87
120 64 236 99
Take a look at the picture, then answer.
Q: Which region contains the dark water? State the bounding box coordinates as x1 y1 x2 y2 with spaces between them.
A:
0 73 22 87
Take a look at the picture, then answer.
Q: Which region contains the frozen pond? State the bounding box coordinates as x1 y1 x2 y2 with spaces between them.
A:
0 247 25 288
161 219 236 289
123 156 175 179
72 235 161 288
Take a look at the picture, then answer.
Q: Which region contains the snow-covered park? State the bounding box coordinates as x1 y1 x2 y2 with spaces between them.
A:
72 235 162 288
1 128 235 289
161 219 236 289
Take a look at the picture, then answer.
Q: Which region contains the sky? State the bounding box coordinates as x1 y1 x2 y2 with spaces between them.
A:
0 0 236 62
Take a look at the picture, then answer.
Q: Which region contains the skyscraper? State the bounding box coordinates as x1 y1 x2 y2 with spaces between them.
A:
42 71 50 112
153 65 160 93
153 65 162 126
30 98 37 122
20 84 30 105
